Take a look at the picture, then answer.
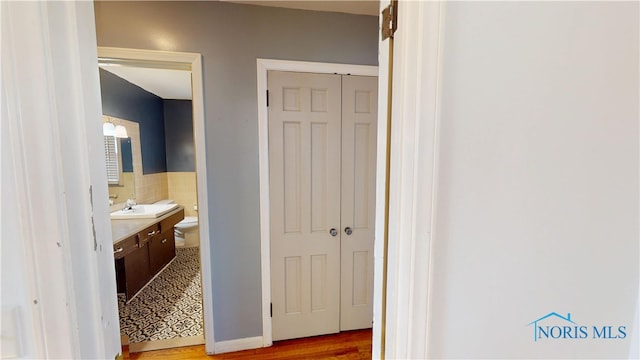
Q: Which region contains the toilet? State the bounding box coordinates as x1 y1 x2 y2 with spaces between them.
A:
154 200 200 248
174 216 199 247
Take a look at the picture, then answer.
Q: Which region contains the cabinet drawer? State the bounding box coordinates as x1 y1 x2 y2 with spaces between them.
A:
113 234 138 259
160 208 184 232
137 223 160 246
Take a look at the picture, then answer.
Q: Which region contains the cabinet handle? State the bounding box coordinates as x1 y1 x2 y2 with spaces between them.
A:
114 247 124 254
147 229 160 236
161 238 167 244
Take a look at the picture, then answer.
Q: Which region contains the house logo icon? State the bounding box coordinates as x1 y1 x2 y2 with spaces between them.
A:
528 312 627 341
527 312 578 342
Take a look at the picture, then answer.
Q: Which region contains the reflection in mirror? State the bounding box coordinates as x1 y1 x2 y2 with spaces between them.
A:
107 136 134 204
104 116 142 208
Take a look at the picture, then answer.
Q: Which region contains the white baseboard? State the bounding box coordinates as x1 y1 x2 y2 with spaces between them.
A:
128 335 205 353
214 336 264 354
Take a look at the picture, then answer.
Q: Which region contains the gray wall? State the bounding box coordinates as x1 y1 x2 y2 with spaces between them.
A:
94 1 378 341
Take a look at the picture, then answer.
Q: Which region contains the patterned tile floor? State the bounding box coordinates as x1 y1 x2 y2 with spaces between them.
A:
118 247 203 343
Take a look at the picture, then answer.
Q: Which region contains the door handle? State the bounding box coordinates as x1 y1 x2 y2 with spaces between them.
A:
344 227 353 235
329 228 338 237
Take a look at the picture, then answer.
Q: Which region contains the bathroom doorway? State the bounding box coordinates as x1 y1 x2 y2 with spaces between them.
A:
97 47 214 353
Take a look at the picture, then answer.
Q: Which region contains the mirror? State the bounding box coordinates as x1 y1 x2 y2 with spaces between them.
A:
107 136 134 204
104 116 142 208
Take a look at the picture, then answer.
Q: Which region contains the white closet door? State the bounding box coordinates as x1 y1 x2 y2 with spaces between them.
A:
340 75 378 331
268 70 342 341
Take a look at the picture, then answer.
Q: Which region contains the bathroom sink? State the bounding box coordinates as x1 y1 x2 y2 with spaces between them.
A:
110 203 179 219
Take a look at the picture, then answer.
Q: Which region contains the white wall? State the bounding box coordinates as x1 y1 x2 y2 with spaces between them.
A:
427 2 638 358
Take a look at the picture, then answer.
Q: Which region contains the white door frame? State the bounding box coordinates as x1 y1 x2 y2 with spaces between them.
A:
256 59 378 347
3 2 120 358
97 47 216 354
373 2 446 359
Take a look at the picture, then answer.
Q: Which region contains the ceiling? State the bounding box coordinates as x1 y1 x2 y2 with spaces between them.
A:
221 0 379 16
99 65 193 100
98 1 379 100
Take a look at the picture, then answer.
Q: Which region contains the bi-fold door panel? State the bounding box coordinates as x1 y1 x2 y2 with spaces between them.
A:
269 71 342 341
340 75 378 331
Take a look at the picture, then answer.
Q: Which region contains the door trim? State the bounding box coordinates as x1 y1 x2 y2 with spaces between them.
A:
4 2 111 357
97 47 215 354
256 59 378 347
374 2 446 358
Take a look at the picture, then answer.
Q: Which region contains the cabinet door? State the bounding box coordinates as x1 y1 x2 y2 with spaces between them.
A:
124 243 151 299
150 228 176 274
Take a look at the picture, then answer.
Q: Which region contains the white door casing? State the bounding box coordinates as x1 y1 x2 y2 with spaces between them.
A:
340 76 378 331
97 47 214 353
2 2 123 358
269 71 343 341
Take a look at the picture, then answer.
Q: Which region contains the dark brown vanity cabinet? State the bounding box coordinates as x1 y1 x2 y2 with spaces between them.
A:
114 208 184 301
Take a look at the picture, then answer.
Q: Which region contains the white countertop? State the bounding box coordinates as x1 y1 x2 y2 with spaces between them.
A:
110 206 184 244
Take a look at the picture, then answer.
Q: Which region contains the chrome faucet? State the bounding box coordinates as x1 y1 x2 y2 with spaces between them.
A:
123 198 137 211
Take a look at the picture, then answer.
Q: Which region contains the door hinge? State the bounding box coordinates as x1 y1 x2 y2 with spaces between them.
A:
266 90 269 107
381 0 398 40
270 302 273 317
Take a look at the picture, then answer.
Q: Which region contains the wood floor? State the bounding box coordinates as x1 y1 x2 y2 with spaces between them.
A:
123 329 372 360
